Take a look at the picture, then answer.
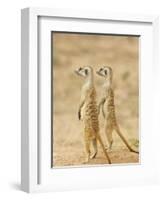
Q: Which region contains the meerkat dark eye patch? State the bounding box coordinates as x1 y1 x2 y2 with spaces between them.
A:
79 67 82 71
104 69 107 75
85 69 88 75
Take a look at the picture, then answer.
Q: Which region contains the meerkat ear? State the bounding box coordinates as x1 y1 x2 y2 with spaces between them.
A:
85 69 88 75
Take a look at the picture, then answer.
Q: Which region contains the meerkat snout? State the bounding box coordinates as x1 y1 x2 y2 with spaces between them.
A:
74 67 82 76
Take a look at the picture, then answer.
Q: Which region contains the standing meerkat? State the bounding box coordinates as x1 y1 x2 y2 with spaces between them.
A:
96 66 139 154
75 66 111 164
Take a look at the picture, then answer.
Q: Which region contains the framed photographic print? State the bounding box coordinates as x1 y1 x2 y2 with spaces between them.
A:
21 8 159 193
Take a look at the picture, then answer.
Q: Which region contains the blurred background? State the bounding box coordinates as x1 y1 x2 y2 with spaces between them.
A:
52 32 139 167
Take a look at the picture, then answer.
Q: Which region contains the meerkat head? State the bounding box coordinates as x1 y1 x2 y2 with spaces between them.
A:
96 66 113 79
74 66 93 79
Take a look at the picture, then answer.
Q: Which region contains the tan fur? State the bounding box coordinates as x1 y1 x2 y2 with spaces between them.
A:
97 67 139 154
75 66 111 164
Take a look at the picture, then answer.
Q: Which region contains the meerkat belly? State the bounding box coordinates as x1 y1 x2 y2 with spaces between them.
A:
83 101 99 139
106 101 117 126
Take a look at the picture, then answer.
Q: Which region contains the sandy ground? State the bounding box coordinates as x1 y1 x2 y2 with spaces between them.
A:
52 33 139 167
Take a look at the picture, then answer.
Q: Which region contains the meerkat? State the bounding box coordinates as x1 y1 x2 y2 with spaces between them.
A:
75 66 111 164
96 66 139 154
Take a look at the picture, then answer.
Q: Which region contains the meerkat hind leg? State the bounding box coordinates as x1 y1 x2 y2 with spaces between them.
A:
83 139 91 163
105 126 113 151
90 139 97 159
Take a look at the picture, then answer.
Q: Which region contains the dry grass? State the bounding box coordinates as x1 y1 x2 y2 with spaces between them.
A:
52 33 139 167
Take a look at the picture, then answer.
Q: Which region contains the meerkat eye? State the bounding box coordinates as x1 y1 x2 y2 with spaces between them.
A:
85 69 88 75
79 67 82 71
104 69 107 75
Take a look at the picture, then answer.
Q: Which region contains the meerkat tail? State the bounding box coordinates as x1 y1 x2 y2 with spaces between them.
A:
115 126 139 154
96 134 112 164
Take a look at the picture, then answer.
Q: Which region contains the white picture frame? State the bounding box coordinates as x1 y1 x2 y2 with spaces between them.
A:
21 7 159 193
